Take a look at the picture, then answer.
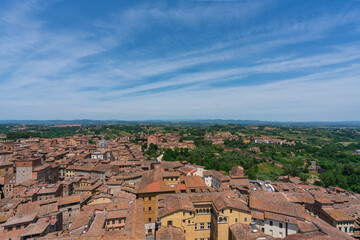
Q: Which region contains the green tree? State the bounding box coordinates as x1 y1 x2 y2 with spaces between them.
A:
163 149 177 161
300 173 308 182
245 168 257 180
320 171 336 187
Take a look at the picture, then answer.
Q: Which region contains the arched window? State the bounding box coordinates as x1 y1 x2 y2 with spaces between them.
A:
167 220 173 226
206 209 210 213
219 217 222 222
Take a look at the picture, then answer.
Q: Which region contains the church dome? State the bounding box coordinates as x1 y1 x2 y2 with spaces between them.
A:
97 139 108 149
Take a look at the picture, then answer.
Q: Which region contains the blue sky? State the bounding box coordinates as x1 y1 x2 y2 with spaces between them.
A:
1 0 360 121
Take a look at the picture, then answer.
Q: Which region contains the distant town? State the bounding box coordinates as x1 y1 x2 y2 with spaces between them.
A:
0 123 360 240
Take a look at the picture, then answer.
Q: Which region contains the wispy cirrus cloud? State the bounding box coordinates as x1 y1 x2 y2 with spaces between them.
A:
1 0 360 120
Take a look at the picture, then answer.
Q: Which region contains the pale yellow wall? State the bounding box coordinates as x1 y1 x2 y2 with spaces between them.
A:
163 177 180 185
160 210 196 239
214 208 251 240
66 169 75 178
0 165 14 176
335 221 355 235
194 211 211 240
159 206 251 240
140 193 157 223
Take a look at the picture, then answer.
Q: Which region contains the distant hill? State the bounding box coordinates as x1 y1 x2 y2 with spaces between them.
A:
1 119 360 127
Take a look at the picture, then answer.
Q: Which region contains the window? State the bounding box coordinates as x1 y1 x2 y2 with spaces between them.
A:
244 217 247 222
183 220 185 223
148 207 151 211
148 218 152 222
112 220 115 224
230 209 232 213
16 225 21 230
183 212 186 216
148 197 151 201
8 227 13 231
345 227 348 233
235 218 238 222
207 222 211 229
262 228 265 232
279 223 283 228
350 227 354 232
270 221 273 226
195 223 198 230
167 220 173 226
188 220 191 224
339 227 342 231
200 222 205 229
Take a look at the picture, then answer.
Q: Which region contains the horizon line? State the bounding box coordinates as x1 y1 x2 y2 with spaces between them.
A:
1 119 360 123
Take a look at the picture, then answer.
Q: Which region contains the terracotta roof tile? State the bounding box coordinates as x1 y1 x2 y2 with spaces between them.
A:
229 223 274 240
321 208 355 221
249 196 304 219
297 220 319 233
3 213 37 227
156 226 186 240
20 221 50 237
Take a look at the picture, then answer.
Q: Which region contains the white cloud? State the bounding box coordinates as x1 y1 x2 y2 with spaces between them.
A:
1 0 360 120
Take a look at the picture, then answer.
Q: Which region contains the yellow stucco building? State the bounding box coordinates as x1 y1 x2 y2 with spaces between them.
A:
136 168 186 236
156 191 251 240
